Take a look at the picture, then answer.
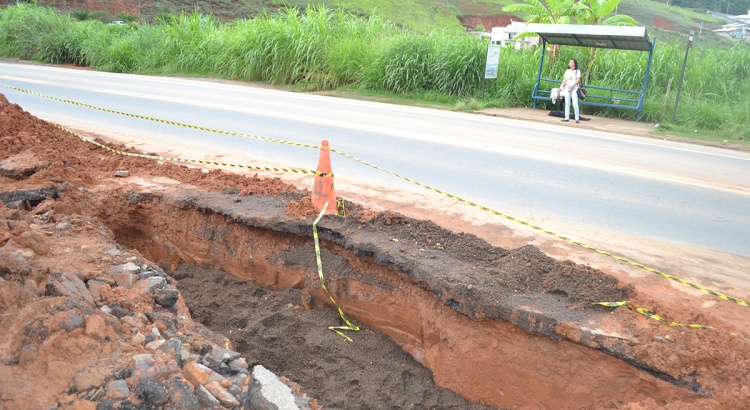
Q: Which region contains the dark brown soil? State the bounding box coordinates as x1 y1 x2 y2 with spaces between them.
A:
173 264 493 409
2 90 750 410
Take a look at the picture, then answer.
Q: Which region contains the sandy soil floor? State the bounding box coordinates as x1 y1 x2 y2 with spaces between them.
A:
2 91 750 409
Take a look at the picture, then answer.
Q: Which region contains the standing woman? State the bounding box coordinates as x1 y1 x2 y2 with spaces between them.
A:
560 59 581 123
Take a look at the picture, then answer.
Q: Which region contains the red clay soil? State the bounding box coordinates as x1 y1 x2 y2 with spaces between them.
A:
652 16 675 31
458 14 515 30
2 92 750 409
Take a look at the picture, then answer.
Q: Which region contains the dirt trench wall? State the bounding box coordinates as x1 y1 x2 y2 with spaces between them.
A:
95 184 694 408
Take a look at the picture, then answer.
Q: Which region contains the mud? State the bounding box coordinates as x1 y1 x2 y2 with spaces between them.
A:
2 92 750 409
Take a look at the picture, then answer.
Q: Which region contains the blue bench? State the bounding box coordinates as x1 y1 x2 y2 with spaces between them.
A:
524 24 657 123
533 78 646 120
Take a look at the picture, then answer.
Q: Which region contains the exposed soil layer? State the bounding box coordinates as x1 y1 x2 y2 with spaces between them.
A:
93 187 674 409
2 92 750 409
172 264 493 410
652 16 675 31
458 14 515 30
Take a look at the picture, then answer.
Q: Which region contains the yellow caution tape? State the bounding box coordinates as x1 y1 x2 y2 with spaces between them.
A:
595 301 712 329
315 170 333 178
4 83 746 309
312 198 360 342
54 124 315 175
330 148 749 308
0 83 318 149
336 198 347 217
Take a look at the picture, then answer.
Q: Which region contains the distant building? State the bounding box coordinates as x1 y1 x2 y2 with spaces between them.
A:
490 21 540 49
712 10 750 41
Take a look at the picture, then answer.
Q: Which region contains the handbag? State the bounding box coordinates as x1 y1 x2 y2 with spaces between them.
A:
577 86 587 100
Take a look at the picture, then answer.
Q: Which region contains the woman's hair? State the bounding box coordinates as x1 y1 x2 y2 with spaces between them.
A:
570 59 578 70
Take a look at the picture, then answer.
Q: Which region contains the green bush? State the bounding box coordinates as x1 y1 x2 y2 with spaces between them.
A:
70 8 92 21
1 4 748 141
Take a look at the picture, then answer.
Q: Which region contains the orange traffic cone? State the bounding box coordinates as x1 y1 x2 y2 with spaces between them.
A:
312 140 337 214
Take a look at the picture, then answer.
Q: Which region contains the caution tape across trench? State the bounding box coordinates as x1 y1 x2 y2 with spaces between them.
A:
2 83 747 339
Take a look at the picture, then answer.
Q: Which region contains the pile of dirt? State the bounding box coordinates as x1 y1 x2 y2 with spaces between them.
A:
0 94 323 409
2 91 750 409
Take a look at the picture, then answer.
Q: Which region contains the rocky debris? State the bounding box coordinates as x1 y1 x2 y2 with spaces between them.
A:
0 200 319 409
0 186 60 210
2 90 749 409
0 151 51 179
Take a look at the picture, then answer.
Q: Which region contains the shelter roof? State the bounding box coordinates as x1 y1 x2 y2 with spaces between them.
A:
525 24 653 52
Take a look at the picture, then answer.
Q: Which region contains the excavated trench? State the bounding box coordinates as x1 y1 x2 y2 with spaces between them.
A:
96 185 694 409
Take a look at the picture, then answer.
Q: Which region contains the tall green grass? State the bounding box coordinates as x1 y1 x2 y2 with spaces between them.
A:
0 4 88 65
1 4 748 141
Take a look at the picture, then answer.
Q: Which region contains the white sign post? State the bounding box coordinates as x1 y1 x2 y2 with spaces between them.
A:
484 45 501 79
483 44 501 98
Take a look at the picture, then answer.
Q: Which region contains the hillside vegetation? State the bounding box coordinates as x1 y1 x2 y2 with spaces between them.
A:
4 0 743 52
0 4 748 143
3 0 739 39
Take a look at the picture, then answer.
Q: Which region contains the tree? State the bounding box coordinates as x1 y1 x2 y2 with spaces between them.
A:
503 0 586 63
576 0 637 82
503 0 582 25
576 0 636 26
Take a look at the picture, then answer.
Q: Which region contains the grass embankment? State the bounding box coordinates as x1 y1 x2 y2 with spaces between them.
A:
0 4 748 144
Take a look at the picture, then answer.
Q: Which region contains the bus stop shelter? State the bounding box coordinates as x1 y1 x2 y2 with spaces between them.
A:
526 24 656 121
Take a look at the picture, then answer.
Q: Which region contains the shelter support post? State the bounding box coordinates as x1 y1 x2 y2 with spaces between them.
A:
533 39 547 109
638 37 657 122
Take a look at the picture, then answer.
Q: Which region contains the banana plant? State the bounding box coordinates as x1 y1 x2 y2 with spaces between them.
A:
502 0 586 64
575 0 637 83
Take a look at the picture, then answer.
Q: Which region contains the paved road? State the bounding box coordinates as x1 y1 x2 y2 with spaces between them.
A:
1 61 749 257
